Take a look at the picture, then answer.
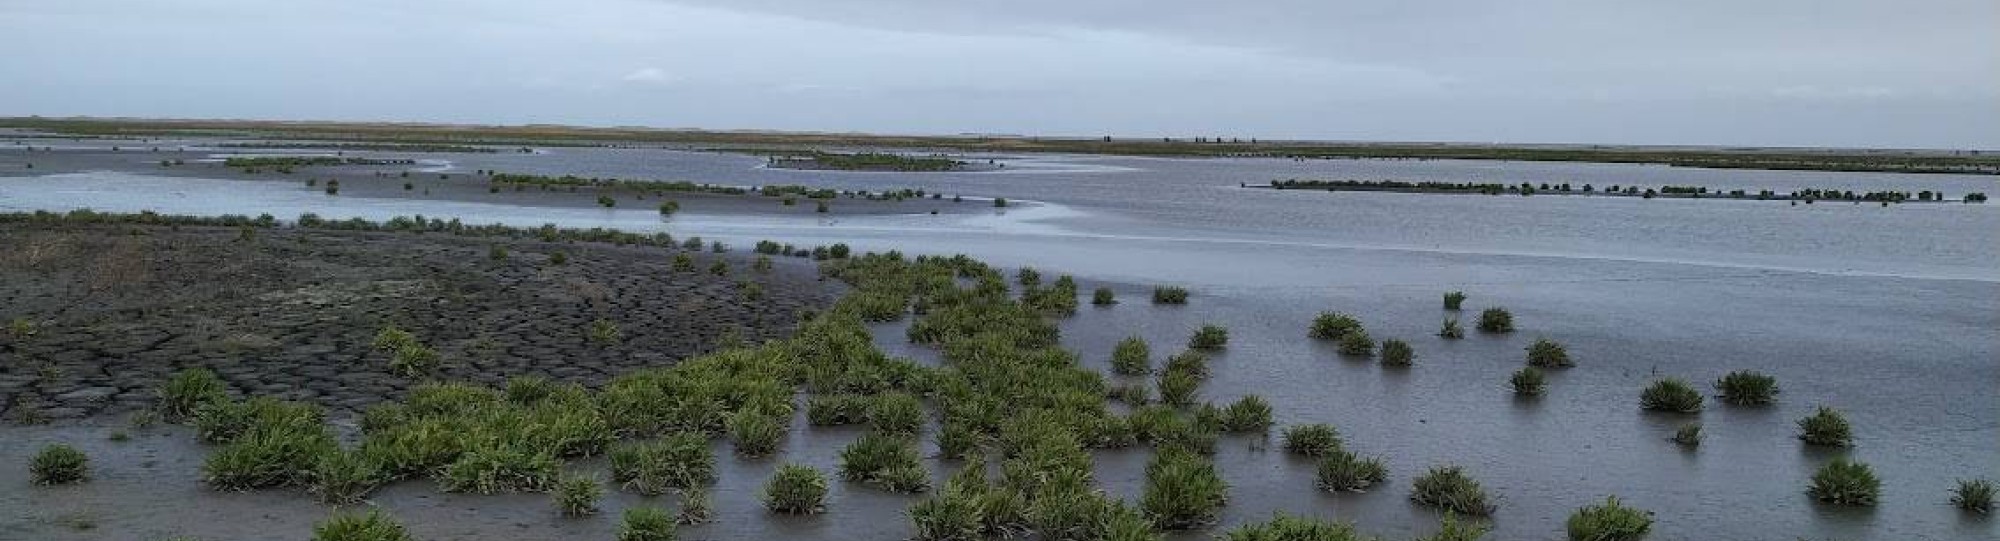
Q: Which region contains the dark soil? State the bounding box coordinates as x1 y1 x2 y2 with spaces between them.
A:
0 223 835 423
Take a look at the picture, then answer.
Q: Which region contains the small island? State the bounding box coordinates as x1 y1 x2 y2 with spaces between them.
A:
1253 179 1989 204
764 151 998 172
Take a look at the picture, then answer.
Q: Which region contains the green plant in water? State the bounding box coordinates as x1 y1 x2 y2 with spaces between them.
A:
1221 513 1370 541
1476 308 1513 333
1380 339 1414 366
1282 424 1342 457
588 318 621 345
310 450 382 504
1093 287 1117 305
1511 367 1546 396
1152 286 1189 304
1525 338 1571 368
1140 448 1228 529
1220 395 1273 432
838 432 929 493
1952 478 1994 514
1337 331 1374 357
554 473 604 517
1796 406 1852 447
1443 291 1466 310
1714 370 1778 405
1112 336 1151 375
1808 458 1880 506
1671 423 1702 447
610 433 715 495
388 345 439 377
1414 513 1491 541
728 412 785 457
1309 312 1363 340
158 367 227 420
763 463 828 514
1188 324 1228 350
678 487 715 524
1565 496 1653 541
310 509 412 541
1315 449 1387 492
618 506 678 541
909 487 985 541
31 444 89 485
1639 378 1702 413
1410 465 1495 516
1158 369 1201 407
1438 317 1465 339
867 392 925 435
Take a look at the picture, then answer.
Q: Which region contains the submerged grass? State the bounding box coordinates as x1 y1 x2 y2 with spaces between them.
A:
1565 496 1652 541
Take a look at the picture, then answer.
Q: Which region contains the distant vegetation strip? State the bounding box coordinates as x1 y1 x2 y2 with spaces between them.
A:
223 156 416 168
1259 179 1989 203
9 117 1996 174
766 151 967 172
488 172 947 202
217 142 512 153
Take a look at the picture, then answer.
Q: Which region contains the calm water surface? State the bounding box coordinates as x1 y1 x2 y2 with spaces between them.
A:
1 146 1994 540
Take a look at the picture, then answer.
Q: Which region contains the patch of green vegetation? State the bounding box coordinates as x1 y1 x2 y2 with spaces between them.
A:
1152 286 1189 304
1337 331 1374 357
764 463 828 514
727 412 785 457
838 432 929 493
1565 496 1652 541
1316 450 1388 492
159 367 228 420
1092 287 1117 305
1282 424 1343 457
310 450 382 504
31 444 89 485
1476 308 1513 333
1672 423 1702 448
1141 448 1228 529
1438 317 1464 339
554 473 603 517
1809 458 1880 506
1511 367 1546 396
1525 338 1571 368
1188 324 1229 350
1219 395 1273 433
1639 379 1703 413
1952 478 1994 514
1112 336 1151 375
1380 339 1414 366
1443 291 1466 310
1309 312 1363 340
1797 407 1852 447
1221 513 1370 541
588 318 622 345
610 433 715 495
311 509 413 541
1714 370 1778 405
1411 466 1495 516
618 506 677 541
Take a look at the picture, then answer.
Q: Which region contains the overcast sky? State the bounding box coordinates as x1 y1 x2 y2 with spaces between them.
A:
3 0 1995 148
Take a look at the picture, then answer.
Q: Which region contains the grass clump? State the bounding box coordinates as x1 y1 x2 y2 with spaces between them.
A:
1380 339 1414 366
1714 370 1778 405
201 399 337 490
1221 513 1369 541
1796 406 1852 447
1220 395 1273 433
1308 312 1363 340
589 318 622 345
727 412 785 457
1565 496 1652 541
554 474 603 517
1638 379 1702 413
1140 449 1228 529
867 392 926 435
1158 369 1202 407
1525 338 1571 368
1315 450 1388 492
1337 331 1374 357
1410 466 1495 516
310 450 382 504
807 394 871 426
764 463 828 514
610 433 715 495
159 367 227 420
677 487 715 524
1511 367 1546 396
838 432 929 493
1188 324 1229 350
1671 423 1702 447
437 444 559 493
1808 458 1880 506
1112 336 1151 375
1152 286 1189 304
1414 513 1491 541
31 444 89 485
1438 318 1464 339
311 509 412 541
1281 424 1342 457
1443 291 1466 310
618 506 678 541
909 488 984 541
1475 308 1513 333
1092 287 1117 305
1952 478 1994 514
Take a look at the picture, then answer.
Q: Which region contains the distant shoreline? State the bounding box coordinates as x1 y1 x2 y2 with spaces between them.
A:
1247 180 1990 204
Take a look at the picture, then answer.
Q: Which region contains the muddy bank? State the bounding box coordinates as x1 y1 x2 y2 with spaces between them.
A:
0 147 992 217
0 223 835 422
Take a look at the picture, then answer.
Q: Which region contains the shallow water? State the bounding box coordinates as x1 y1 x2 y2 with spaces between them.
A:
0 146 1995 540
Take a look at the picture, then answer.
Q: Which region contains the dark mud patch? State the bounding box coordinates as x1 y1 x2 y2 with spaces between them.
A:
0 224 835 422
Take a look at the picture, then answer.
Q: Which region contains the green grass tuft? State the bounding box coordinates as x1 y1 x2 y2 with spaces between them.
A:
1525 338 1571 368
31 444 89 485
1281 424 1343 457
1309 312 1365 340
1188 324 1229 350
1221 513 1369 541
1140 449 1228 529
1475 308 1513 333
1112 336 1151 375
1565 496 1653 541
618 506 678 541
554 473 603 517
1714 370 1778 405
158 367 228 420
1380 339 1414 366
1639 378 1703 413
1411 465 1495 516
610 433 715 495
1152 286 1189 304
1315 449 1388 492
311 509 412 541
1796 406 1852 447
1952 478 1994 514
1808 458 1880 506
764 463 829 514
